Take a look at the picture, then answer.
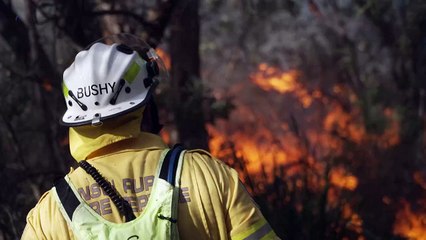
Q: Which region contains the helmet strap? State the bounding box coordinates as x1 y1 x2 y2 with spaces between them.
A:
141 97 163 134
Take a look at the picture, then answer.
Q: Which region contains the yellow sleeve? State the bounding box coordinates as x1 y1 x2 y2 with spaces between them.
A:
21 190 74 240
181 149 279 240
21 212 42 240
225 167 279 240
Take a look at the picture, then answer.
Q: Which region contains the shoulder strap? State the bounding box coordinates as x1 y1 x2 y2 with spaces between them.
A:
159 144 185 186
54 178 80 220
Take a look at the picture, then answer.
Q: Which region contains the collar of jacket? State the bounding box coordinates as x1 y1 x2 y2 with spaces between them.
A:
69 107 167 161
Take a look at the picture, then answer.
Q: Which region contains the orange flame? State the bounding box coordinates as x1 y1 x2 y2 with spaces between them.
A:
207 120 300 181
393 200 426 240
251 64 298 94
250 64 314 108
330 167 358 191
208 63 405 237
323 104 365 144
342 203 364 234
211 63 400 179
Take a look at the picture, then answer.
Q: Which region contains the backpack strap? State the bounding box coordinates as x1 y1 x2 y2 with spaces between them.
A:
159 144 185 186
54 178 80 220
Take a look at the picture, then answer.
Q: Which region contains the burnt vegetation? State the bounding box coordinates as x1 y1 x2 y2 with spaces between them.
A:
0 0 425 239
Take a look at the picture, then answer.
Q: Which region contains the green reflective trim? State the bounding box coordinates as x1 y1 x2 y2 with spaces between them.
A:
123 61 141 84
62 83 69 97
244 222 273 240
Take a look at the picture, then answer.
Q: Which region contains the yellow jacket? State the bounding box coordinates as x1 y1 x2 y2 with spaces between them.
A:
22 111 277 239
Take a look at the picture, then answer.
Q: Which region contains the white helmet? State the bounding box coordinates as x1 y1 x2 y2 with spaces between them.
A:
60 34 167 126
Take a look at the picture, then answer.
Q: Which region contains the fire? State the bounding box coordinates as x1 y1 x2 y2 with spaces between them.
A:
323 104 365 144
211 62 401 171
342 203 363 234
250 64 314 108
209 63 394 185
207 119 300 181
251 64 298 94
207 63 404 237
322 101 400 149
330 167 358 191
393 200 426 240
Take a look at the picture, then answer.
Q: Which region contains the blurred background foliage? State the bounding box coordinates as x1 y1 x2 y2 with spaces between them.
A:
1 0 426 239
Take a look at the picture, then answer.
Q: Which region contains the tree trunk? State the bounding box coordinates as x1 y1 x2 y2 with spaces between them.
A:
170 0 209 150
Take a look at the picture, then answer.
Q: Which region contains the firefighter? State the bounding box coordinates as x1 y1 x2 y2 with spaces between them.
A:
21 34 278 240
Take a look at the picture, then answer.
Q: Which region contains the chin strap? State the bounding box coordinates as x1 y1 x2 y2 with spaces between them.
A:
141 97 163 134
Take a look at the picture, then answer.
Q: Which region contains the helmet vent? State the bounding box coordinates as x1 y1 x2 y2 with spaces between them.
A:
109 79 126 105
69 90 88 111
